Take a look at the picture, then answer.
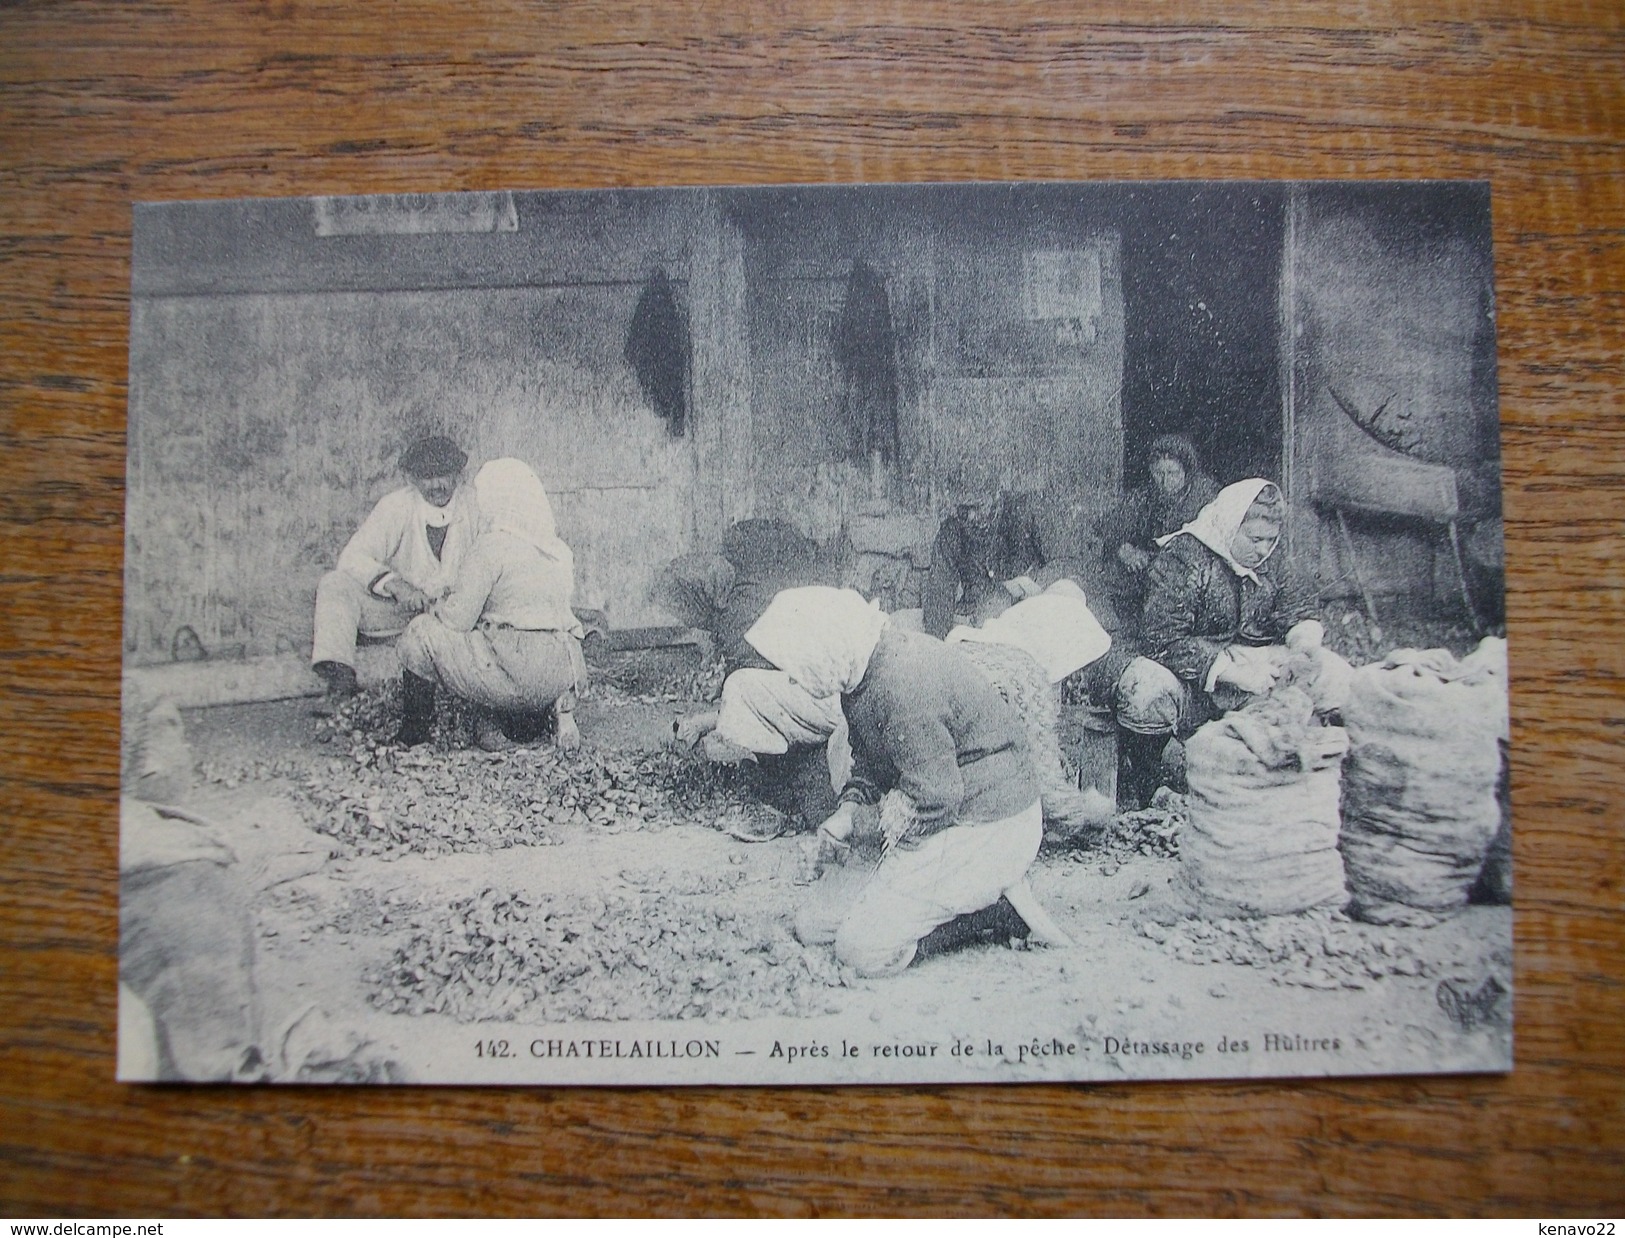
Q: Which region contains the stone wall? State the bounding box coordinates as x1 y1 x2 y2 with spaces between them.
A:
126 189 740 662
125 185 1127 665
732 183 1126 612
124 183 1494 667
1286 182 1500 606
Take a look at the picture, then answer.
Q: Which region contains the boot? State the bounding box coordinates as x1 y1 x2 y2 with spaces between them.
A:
311 660 358 717
392 671 436 747
915 896 1031 961
1115 726 1168 812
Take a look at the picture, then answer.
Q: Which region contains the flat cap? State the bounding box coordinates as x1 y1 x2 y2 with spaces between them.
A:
399 435 467 477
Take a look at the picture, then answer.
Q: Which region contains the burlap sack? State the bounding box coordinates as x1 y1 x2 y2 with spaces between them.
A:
1181 689 1350 917
119 798 262 1081
1339 637 1509 917
120 683 193 803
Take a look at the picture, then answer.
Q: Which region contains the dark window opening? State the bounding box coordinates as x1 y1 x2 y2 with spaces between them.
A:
1119 186 1286 490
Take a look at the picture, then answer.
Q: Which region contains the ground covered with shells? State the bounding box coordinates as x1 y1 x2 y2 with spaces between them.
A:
364 886 844 1024
200 685 758 859
169 662 1511 1078
292 741 754 858
1135 906 1492 992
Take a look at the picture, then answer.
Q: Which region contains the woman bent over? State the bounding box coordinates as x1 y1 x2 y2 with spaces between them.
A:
750 588 1053 978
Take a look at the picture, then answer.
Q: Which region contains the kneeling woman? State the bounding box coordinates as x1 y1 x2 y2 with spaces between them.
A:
746 587 1050 978
1113 478 1350 805
396 458 588 750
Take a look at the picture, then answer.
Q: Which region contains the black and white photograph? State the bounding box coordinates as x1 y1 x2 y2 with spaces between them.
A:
118 180 1512 1086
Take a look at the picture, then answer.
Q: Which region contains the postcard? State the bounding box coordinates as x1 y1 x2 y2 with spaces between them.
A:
118 181 1511 1084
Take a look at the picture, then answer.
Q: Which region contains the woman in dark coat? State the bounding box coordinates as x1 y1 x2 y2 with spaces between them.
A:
921 491 1079 639
1112 478 1350 806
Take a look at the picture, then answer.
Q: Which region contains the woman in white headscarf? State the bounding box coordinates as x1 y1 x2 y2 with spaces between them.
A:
748 587 1063 978
1113 478 1349 805
396 458 588 750
704 575 1114 845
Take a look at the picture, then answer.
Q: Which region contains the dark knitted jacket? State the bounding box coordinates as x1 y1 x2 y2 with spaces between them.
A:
1140 534 1316 689
839 628 1040 837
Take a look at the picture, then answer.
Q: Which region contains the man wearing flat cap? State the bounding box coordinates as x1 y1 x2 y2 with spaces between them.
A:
310 434 475 711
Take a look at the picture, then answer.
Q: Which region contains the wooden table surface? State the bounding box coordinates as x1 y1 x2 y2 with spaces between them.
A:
3 0 1621 1218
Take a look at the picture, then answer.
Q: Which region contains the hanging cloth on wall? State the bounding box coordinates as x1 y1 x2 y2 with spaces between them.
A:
834 259 901 464
624 268 691 437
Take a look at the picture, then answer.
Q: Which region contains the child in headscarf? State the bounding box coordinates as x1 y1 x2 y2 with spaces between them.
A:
945 579 1115 839
652 519 847 840
396 458 588 751
749 587 1055 978
1112 478 1350 806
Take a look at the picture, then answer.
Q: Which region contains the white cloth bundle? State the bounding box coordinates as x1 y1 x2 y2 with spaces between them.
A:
946 579 1111 684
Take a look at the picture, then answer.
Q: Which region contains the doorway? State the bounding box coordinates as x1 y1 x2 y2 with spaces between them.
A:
1118 185 1287 489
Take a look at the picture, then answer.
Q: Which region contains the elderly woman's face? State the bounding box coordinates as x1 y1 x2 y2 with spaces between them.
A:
1230 514 1281 568
1150 455 1188 497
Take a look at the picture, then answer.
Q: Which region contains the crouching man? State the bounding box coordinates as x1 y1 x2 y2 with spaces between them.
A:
310 435 475 712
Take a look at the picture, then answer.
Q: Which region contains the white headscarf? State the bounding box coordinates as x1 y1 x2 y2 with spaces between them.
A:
1156 478 1281 582
473 458 569 561
948 578 1111 683
744 586 890 699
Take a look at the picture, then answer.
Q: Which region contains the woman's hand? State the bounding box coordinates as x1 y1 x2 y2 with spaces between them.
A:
1213 650 1281 696
673 710 719 747
815 803 857 867
818 802 856 845
1286 619 1326 651
1003 574 1042 602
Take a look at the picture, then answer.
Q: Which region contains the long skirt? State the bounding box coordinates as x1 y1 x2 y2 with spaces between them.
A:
398 617 587 713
